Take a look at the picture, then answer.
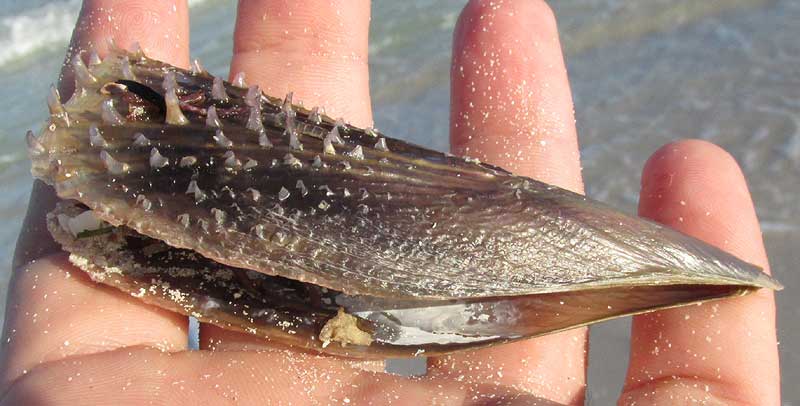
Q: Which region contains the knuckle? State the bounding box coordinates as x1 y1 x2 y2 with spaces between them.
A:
1 366 57 406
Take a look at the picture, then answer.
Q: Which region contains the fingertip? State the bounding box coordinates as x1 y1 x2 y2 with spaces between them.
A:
59 0 190 99
450 0 581 192
454 0 558 46
71 0 190 66
641 139 745 196
638 139 767 269
230 0 372 127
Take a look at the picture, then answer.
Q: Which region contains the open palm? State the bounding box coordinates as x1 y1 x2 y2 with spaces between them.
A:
2 1 779 404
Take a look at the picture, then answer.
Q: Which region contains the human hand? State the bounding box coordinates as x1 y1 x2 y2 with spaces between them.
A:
2 1 779 404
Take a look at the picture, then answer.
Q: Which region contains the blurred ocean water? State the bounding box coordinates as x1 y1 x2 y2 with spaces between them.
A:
0 0 796 403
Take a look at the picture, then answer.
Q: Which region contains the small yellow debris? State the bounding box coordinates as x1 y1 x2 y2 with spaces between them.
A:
319 308 372 347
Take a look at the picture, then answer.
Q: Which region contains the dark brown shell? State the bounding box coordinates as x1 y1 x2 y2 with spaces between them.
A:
29 48 781 300
28 48 784 357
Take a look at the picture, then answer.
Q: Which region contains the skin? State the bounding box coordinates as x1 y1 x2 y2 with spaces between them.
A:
1 0 780 404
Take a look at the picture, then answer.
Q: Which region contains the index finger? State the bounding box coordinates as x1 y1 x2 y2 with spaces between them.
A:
2 0 191 394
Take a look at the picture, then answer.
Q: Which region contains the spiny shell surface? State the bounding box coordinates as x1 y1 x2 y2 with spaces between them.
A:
30 49 781 300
